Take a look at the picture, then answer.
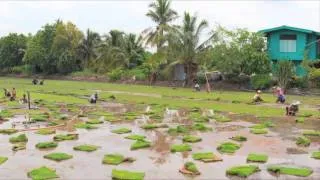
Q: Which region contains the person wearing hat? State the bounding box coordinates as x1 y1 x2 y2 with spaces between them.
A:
273 86 285 104
253 90 263 103
286 101 300 116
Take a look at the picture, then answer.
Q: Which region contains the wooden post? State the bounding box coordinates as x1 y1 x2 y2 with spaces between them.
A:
27 91 31 110
205 72 211 93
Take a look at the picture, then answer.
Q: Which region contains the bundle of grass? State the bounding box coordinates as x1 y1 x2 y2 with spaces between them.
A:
246 153 268 163
73 144 98 152
53 134 78 141
112 128 132 134
27 166 59 180
111 169 145 180
9 134 28 143
168 125 190 135
12 143 26 151
179 162 200 176
217 142 240 154
302 130 320 136
131 140 151 150
170 144 192 153
250 128 268 134
36 142 58 149
36 129 56 135
311 151 320 159
125 134 146 141
295 118 305 123
182 135 202 143
192 152 222 162
31 113 49 122
141 124 168 130
226 165 260 177
0 110 12 120
213 114 231 123
102 154 135 165
267 165 313 177
0 156 8 165
230 136 247 142
192 123 213 132
44 152 73 162
0 129 18 135
86 119 103 124
296 136 311 147
74 122 97 129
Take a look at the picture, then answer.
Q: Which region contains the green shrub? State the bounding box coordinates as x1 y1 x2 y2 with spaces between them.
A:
246 153 268 163
111 169 145 180
226 165 260 177
27 166 59 180
108 68 124 82
288 76 309 89
250 74 272 89
267 165 313 177
9 134 28 143
309 68 320 87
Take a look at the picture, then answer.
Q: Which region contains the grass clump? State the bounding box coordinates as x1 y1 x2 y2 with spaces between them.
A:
12 143 26 151
86 119 103 124
296 136 310 147
73 144 98 152
230 135 247 142
182 135 202 143
27 166 59 180
131 140 151 150
112 169 145 180
0 156 8 165
267 165 313 177
125 134 146 141
170 144 192 153
250 128 268 134
36 142 58 149
247 153 268 163
44 152 73 162
302 130 320 136
102 154 135 165
112 128 132 134
9 134 28 143
226 165 260 177
192 123 213 132
0 129 18 135
140 123 168 130
217 142 240 154
36 129 56 135
53 134 78 141
192 152 222 162
74 122 97 129
311 151 320 159
31 113 49 122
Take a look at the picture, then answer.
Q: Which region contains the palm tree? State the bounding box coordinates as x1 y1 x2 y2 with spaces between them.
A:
168 12 215 86
123 33 145 66
143 0 178 51
79 29 101 68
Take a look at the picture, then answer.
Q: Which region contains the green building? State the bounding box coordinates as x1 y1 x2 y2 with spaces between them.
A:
259 25 320 76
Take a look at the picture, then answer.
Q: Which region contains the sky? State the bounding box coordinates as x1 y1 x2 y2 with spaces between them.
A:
0 0 319 37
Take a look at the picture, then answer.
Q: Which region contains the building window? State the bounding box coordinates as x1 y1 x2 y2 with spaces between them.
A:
280 34 297 52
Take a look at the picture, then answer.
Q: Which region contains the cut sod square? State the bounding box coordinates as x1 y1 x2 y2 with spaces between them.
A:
230 136 247 142
226 165 260 177
102 154 135 165
0 156 8 165
125 134 146 141
86 119 103 124
112 128 132 134
311 151 320 159
302 130 320 136
170 144 192 153
27 166 59 180
36 142 58 149
36 129 56 135
250 128 268 134
141 124 168 130
9 134 28 143
183 135 202 143
53 134 78 141
267 165 313 177
192 123 213 132
179 162 200 175
112 169 145 180
246 153 268 163
217 142 240 154
295 118 305 123
130 140 151 150
12 143 26 151
73 144 98 152
296 136 311 147
74 122 97 129
44 152 73 162
192 152 222 162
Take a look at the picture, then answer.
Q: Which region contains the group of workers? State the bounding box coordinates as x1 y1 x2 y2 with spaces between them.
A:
252 86 300 116
3 88 28 104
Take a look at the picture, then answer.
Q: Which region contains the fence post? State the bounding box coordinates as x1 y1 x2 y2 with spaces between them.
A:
27 91 31 110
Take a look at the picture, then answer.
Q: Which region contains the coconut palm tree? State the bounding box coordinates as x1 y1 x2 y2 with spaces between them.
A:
79 29 101 68
143 0 178 51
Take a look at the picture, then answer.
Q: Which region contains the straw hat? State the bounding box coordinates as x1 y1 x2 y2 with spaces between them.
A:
257 90 261 93
292 101 301 105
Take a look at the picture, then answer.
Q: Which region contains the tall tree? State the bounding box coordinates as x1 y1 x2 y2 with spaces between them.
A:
143 0 178 51
79 29 101 68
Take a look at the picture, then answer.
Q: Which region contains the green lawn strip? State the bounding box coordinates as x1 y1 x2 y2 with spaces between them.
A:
112 128 132 134
296 136 311 147
36 129 56 135
0 129 18 135
74 122 97 129
27 166 59 180
125 134 146 141
302 130 320 136
44 152 73 162
0 157 8 165
130 140 151 150
140 124 168 130
171 144 192 153
36 142 58 149
250 128 268 134
112 169 145 180
267 165 313 177
9 134 28 143
226 165 260 177
73 144 98 152
246 153 268 163
217 142 240 154
192 152 222 162
311 151 320 159
183 135 202 143
53 134 78 141
230 135 247 142
102 154 135 165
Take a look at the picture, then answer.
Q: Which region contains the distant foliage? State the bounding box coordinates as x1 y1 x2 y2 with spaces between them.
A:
250 74 272 90
274 61 294 89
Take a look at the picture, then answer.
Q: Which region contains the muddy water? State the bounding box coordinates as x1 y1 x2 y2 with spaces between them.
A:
0 113 320 179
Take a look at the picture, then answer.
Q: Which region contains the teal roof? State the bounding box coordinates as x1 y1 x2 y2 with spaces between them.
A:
259 25 320 35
